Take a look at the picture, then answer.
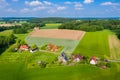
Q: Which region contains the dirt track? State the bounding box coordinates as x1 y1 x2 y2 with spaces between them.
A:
30 29 85 40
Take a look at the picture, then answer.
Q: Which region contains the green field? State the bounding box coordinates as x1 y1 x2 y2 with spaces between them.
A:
74 30 110 58
26 36 79 53
0 21 5 24
41 23 61 29
0 62 120 80
0 30 12 36
1 29 120 80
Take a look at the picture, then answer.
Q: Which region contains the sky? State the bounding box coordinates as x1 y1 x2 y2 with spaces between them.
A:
0 0 120 17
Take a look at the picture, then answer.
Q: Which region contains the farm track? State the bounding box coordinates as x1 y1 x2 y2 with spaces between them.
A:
109 35 120 60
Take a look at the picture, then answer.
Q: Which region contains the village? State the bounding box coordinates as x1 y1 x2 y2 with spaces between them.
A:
11 41 111 69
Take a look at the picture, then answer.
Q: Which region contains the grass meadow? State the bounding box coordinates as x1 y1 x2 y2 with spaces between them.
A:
41 23 61 29
0 62 120 80
0 30 12 36
73 30 110 58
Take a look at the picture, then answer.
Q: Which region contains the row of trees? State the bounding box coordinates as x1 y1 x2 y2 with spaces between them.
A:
59 21 104 31
59 20 120 39
0 34 16 54
59 20 120 32
0 34 16 47
13 23 45 34
0 26 20 32
29 17 73 23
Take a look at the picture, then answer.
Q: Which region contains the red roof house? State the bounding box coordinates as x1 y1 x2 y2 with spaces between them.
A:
73 54 83 62
52 45 58 52
47 43 53 49
90 56 98 65
20 45 29 50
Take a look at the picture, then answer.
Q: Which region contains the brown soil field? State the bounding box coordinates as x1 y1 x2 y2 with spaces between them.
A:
30 29 86 40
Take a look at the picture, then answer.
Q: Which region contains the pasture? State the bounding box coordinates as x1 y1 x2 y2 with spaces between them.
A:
73 30 110 58
0 30 12 36
0 62 120 80
41 23 61 29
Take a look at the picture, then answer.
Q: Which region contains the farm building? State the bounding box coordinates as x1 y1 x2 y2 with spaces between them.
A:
90 56 98 65
52 45 58 52
47 43 53 50
73 54 83 62
58 52 68 63
20 45 29 51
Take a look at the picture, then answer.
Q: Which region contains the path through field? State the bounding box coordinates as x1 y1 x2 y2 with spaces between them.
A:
109 35 120 60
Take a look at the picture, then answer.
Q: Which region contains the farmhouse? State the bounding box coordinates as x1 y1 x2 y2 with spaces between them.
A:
58 52 68 63
90 56 98 65
73 54 83 62
34 27 39 31
52 45 58 52
20 45 29 51
47 43 53 50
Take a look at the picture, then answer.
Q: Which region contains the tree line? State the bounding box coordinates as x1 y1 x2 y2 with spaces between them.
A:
59 20 120 38
0 34 16 54
13 23 45 34
29 17 74 23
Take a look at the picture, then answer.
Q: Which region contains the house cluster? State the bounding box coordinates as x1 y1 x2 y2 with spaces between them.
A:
47 43 59 52
17 44 38 53
58 52 98 65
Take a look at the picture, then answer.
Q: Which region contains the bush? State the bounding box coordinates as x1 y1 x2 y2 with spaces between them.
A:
106 62 111 68
117 34 120 39
8 46 17 52
39 62 46 68
13 28 27 34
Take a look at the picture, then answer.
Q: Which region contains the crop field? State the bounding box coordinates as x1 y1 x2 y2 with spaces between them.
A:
30 29 85 40
41 23 61 29
26 36 80 53
109 35 120 60
73 30 110 58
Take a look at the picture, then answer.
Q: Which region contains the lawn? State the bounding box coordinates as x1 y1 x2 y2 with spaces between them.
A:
26 36 79 53
41 23 61 29
0 62 120 80
0 30 28 40
0 30 12 36
24 63 120 80
73 30 110 58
